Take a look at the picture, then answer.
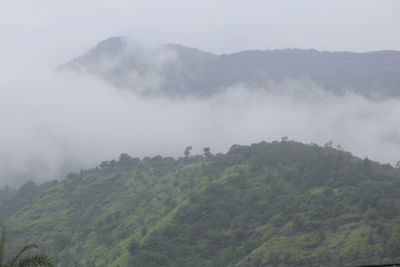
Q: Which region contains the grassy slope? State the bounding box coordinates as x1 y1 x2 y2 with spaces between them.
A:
3 141 400 266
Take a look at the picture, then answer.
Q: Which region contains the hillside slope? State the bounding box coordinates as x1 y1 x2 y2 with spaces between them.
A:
59 37 400 98
3 141 400 266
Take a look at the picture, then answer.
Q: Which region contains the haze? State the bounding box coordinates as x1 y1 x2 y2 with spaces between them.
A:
1 0 400 187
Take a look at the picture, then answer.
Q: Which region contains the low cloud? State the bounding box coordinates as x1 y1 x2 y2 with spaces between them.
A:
1 63 400 188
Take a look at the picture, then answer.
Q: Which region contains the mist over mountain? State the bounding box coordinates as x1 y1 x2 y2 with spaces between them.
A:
2 36 400 189
60 36 400 99
3 2 400 266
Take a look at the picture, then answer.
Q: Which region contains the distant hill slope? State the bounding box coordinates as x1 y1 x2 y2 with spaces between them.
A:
59 37 400 98
3 141 400 266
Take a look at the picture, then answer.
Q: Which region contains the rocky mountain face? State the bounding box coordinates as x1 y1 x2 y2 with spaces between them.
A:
60 36 400 98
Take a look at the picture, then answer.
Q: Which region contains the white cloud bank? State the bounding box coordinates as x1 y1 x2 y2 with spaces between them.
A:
1 67 400 187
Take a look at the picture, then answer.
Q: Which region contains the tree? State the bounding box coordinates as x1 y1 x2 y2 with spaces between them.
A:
0 228 54 267
396 160 400 169
386 233 400 257
362 157 372 176
203 147 213 160
128 239 141 256
66 172 78 180
184 147 192 160
324 141 333 148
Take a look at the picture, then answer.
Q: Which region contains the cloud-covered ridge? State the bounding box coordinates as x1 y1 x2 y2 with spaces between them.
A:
60 37 400 99
2 38 400 188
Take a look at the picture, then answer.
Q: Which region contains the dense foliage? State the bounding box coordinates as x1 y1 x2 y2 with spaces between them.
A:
2 141 400 266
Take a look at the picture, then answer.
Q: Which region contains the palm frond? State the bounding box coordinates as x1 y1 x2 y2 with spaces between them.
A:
16 254 55 267
0 226 6 264
7 244 38 266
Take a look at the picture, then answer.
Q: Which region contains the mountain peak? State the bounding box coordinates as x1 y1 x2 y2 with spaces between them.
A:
96 36 126 46
59 36 400 99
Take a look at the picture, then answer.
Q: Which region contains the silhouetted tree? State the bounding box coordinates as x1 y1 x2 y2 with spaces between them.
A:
203 147 213 160
184 147 192 160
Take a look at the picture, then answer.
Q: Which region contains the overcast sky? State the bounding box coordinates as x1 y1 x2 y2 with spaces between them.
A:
1 0 399 66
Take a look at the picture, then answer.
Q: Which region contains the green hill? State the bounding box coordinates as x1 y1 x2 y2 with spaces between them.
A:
2 141 400 266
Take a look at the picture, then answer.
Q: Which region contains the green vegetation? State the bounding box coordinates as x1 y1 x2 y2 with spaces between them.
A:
2 141 400 266
0 227 54 267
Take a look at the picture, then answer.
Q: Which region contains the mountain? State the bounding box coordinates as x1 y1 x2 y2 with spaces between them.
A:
59 37 400 98
2 141 400 266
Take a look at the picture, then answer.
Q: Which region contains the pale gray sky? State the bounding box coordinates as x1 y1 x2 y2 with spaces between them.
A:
1 0 399 66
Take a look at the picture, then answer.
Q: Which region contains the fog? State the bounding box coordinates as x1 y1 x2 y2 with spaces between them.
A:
2 62 400 187
1 0 400 187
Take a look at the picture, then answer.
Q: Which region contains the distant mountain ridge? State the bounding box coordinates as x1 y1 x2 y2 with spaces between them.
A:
60 36 400 98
